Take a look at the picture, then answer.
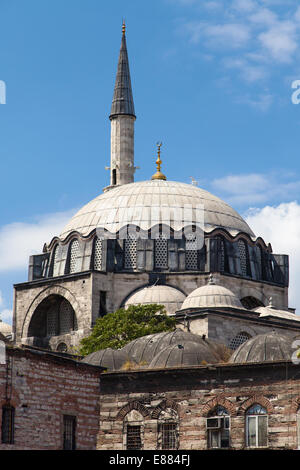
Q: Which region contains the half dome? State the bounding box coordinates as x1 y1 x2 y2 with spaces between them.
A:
124 285 186 315
60 180 255 239
230 331 293 363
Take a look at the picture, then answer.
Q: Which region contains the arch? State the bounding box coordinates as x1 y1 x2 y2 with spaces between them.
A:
238 286 269 307
21 285 83 339
229 331 251 351
201 397 236 417
151 400 179 419
240 296 265 310
289 397 300 415
238 396 273 415
51 244 60 277
117 401 150 421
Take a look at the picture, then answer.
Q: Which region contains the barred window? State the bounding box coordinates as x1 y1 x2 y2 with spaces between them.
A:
229 332 251 350
63 415 76 450
69 239 80 274
126 425 142 450
1 405 14 444
246 405 268 448
161 423 177 450
238 239 250 277
124 236 137 269
94 237 103 271
185 234 198 270
155 234 168 269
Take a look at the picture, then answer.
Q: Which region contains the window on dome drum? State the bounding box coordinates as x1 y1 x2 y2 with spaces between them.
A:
99 291 107 317
1 405 15 444
185 233 198 270
93 237 103 271
68 239 80 274
154 234 168 269
207 406 230 449
238 239 251 277
52 244 60 277
124 235 137 269
126 425 142 450
246 404 268 448
63 415 76 450
229 332 251 350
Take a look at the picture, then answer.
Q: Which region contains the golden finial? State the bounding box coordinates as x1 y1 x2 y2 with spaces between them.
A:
122 20 126 35
151 142 167 181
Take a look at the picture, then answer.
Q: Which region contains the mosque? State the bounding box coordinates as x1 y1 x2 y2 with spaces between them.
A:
2 24 300 451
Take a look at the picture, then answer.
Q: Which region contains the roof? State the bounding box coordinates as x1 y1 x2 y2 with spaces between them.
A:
149 341 220 368
59 180 255 239
230 331 293 363
125 285 186 315
82 347 130 370
255 306 300 323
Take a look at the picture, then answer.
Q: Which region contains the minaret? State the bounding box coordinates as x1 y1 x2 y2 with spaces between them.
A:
108 22 136 188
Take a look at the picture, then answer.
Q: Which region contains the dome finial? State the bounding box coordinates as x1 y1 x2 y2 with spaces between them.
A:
208 273 215 285
268 297 274 308
151 142 167 181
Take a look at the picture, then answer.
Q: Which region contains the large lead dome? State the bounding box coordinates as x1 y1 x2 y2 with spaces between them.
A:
60 180 255 240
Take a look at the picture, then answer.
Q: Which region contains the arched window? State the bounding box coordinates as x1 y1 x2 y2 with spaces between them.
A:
217 236 228 273
93 237 103 271
229 332 251 350
155 233 168 269
206 406 230 449
238 239 251 277
124 235 137 269
1 405 15 444
246 404 268 448
52 244 60 277
157 408 179 450
185 233 198 270
68 239 80 274
123 410 144 450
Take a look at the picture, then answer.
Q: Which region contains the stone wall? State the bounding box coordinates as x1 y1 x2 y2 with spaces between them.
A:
97 362 300 450
0 346 102 450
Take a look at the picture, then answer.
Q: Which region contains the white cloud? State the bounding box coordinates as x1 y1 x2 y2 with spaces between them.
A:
0 209 76 273
258 21 298 63
245 201 300 311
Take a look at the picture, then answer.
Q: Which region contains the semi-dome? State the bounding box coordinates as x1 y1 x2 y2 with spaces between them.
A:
180 275 243 310
122 328 220 365
149 341 219 369
124 285 186 315
230 331 293 363
0 319 12 337
59 180 255 240
82 347 131 370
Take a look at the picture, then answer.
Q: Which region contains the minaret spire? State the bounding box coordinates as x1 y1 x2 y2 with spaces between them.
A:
107 23 136 189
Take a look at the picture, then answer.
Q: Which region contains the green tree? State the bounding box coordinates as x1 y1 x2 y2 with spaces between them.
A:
79 304 176 356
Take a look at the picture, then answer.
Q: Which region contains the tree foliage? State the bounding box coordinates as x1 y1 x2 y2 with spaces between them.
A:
79 304 176 356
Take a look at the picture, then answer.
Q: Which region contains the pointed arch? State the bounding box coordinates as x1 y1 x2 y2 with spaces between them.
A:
151 399 179 419
238 395 273 415
116 401 150 421
201 396 236 417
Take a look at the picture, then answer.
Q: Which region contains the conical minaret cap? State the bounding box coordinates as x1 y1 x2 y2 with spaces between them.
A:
110 23 136 119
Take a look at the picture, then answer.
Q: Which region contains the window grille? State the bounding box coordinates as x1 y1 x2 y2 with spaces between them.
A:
126 425 142 450
185 234 198 270
124 236 137 269
52 245 60 277
246 405 267 448
161 423 177 450
94 237 103 271
155 234 168 269
47 306 58 336
59 299 74 334
63 415 76 450
69 240 80 274
238 239 249 277
1 406 14 444
229 332 251 350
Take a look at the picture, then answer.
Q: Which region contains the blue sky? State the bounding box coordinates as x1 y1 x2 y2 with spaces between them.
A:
1 0 300 322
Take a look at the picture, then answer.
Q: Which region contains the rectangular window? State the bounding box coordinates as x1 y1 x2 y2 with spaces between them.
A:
161 423 177 450
246 415 268 447
63 415 76 450
207 417 230 449
126 425 142 450
99 291 107 317
1 406 14 444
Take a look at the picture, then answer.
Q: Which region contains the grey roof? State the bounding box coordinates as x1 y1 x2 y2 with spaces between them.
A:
230 331 293 364
149 341 219 369
110 31 135 118
82 347 131 370
125 285 186 315
122 329 220 366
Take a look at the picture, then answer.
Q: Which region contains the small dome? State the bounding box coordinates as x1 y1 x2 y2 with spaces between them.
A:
82 347 131 370
230 331 293 363
0 320 12 337
122 328 217 365
149 341 219 369
125 285 186 315
180 275 243 310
